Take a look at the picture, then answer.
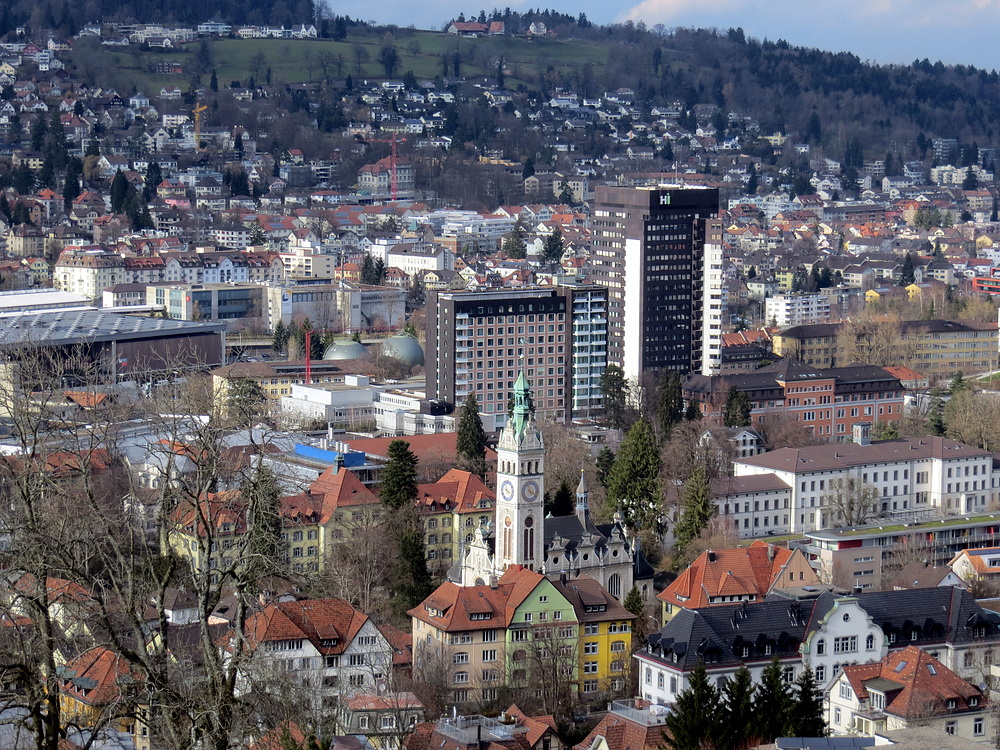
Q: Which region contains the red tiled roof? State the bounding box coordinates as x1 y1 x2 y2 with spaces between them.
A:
408 566 547 632
842 646 983 719
61 647 139 707
347 434 497 466
416 469 495 515
657 541 802 609
242 598 370 656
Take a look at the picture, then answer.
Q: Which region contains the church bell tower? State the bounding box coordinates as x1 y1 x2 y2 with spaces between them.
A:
494 371 545 571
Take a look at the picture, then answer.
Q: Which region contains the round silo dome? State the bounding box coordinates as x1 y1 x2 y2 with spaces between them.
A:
380 332 425 367
323 338 367 361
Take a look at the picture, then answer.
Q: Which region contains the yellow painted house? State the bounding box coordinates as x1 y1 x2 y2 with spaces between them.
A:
168 465 383 576
554 575 636 696
58 647 150 750
415 469 495 566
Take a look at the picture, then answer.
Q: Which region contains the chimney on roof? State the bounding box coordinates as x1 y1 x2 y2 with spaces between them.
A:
767 544 775 562
489 575 498 589
707 550 716 562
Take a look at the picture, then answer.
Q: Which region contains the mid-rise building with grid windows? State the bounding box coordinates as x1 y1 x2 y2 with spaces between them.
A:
426 285 607 431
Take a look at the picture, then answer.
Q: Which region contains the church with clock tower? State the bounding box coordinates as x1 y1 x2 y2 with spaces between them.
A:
456 372 652 601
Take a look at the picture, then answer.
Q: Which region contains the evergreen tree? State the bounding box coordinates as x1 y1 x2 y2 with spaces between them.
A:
899 252 915 286
595 446 615 488
12 162 33 195
226 378 269 427
544 479 574 517
605 419 661 530
753 657 793 743
623 586 647 642
242 465 284 579
272 320 289 354
664 660 721 750
685 401 702 420
360 253 379 285
949 371 969 394
657 369 683 439
720 665 755 749
456 393 488 478
674 464 715 549
380 439 418 511
542 227 564 263
723 386 752 427
109 169 129 213
144 161 163 201
926 387 946 436
599 363 631 429
62 169 80 209
250 220 267 245
787 667 826 738
502 218 527 259
391 512 434 614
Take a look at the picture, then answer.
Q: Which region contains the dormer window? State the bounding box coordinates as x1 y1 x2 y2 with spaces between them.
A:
947 699 957 710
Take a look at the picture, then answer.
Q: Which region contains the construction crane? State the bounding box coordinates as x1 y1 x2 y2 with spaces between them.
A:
192 102 208 151
365 133 407 201
303 326 338 385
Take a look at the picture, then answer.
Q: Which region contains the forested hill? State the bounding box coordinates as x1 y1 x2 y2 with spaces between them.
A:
10 0 1000 159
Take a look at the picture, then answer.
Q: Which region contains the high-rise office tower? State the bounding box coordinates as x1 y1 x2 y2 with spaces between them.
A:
591 185 722 379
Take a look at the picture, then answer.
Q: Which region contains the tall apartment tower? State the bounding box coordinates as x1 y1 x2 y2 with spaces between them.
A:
591 185 722 379
426 284 608 431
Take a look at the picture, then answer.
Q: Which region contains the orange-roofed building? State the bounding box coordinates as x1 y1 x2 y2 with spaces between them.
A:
949 545 1000 586
249 722 307 750
58 647 150 750
168 466 384 576
415 469 495 568
338 692 425 748
657 541 820 621
826 646 987 740
572 698 669 750
226 598 401 703
409 565 581 706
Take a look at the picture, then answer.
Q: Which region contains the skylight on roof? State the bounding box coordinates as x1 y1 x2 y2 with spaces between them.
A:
894 661 907 672
927 664 937 675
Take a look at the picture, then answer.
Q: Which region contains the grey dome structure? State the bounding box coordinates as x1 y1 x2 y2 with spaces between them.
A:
380 332 425 367
323 338 367 361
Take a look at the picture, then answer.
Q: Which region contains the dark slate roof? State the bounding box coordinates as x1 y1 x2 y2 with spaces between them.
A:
645 597 810 670
643 587 1000 672
835 587 998 647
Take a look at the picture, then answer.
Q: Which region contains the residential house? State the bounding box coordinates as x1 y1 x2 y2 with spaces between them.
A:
950 546 1000 587
826 646 987 740
636 587 1000 707
657 542 821 621
227 598 399 704
409 565 580 706
58 647 150 750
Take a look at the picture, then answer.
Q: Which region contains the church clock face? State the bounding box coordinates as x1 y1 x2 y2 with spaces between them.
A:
522 480 539 501
501 480 514 501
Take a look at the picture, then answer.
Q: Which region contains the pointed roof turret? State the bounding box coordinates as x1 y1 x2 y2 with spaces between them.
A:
509 370 533 438
575 468 590 526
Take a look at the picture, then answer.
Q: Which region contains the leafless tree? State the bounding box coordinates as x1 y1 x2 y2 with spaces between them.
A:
822 477 881 528
836 314 906 368
312 510 392 618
